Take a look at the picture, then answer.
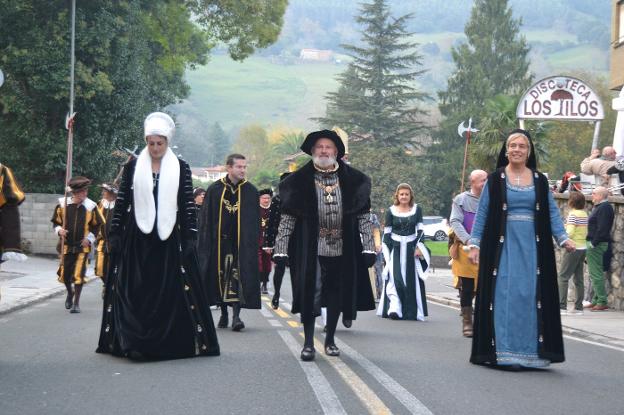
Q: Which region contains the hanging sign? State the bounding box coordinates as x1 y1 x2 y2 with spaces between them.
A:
516 75 604 121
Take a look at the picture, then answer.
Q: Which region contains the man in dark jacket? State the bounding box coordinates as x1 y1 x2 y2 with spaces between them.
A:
273 130 376 361
585 186 614 311
198 154 260 332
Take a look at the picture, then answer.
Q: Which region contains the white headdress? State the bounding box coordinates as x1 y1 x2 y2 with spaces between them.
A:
144 112 175 142
134 112 180 240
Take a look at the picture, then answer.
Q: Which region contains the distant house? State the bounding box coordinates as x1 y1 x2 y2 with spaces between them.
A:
191 165 226 183
299 48 333 62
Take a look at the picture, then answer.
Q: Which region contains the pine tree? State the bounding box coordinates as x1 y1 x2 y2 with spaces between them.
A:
438 0 532 119
317 0 429 146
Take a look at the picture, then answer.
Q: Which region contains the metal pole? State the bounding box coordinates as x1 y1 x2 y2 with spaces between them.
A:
68 0 76 178
591 120 601 151
519 119 525 130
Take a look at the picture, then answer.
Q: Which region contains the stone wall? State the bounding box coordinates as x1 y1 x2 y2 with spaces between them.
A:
554 193 624 311
19 193 62 256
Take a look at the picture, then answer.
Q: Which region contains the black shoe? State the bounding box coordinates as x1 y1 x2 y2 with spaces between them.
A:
342 318 352 328
70 304 81 314
217 313 229 328
300 346 315 361
65 293 73 310
389 312 399 320
324 344 340 357
232 317 245 331
271 295 279 310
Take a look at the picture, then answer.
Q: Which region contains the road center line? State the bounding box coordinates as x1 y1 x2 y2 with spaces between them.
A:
310 335 392 415
334 337 435 415
277 330 346 415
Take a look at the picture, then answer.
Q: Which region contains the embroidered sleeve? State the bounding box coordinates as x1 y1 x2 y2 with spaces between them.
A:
179 162 198 240
110 161 132 237
274 213 295 256
357 212 375 252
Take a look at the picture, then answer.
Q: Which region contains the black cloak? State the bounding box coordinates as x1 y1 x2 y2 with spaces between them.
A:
97 158 220 359
197 178 261 309
279 160 375 320
471 130 564 365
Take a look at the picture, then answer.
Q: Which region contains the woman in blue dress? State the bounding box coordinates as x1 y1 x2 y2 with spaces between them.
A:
468 129 575 368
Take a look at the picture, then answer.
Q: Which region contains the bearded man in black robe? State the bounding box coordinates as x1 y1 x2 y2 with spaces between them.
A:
198 154 260 332
274 130 376 361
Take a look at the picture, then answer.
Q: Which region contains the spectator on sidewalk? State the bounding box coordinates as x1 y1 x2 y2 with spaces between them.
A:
584 186 614 311
580 147 617 187
558 192 588 315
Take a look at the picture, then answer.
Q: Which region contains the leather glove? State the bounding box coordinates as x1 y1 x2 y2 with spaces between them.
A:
108 234 121 254
362 252 376 268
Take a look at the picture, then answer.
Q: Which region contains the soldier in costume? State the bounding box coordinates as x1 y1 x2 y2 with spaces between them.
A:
94 183 118 284
258 188 273 294
51 176 105 313
0 163 26 265
274 130 376 361
449 169 487 337
198 154 260 332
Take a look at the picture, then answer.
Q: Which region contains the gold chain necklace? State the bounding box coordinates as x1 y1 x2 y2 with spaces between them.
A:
315 180 339 203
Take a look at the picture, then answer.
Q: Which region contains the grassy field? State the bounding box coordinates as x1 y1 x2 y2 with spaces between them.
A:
179 54 342 130
176 30 608 134
424 240 449 257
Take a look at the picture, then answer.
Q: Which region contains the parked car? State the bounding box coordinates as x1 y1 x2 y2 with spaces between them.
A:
422 216 448 241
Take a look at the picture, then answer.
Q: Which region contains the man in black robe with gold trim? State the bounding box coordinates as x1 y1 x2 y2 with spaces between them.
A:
198 154 260 332
0 163 26 266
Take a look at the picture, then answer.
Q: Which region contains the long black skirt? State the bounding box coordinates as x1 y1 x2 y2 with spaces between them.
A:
97 224 219 359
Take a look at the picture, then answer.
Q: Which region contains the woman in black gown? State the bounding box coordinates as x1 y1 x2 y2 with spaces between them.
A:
97 112 219 359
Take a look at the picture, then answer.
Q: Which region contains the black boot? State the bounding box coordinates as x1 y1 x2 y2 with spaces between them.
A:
231 303 245 331
271 292 280 309
64 284 73 309
217 304 228 328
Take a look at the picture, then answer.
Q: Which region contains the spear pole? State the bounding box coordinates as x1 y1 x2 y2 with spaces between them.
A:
60 0 77 265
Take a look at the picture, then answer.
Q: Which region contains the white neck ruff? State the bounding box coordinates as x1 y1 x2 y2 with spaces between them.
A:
133 147 180 240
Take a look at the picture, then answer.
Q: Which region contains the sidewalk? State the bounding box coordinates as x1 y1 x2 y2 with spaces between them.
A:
426 267 624 351
0 255 97 315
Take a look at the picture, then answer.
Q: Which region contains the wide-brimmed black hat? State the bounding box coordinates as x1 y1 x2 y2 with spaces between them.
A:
259 188 273 197
300 129 346 159
68 176 91 191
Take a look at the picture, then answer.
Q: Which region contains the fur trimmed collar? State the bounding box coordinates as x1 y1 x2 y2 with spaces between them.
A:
133 147 180 240
58 197 97 211
389 204 417 217
280 160 371 217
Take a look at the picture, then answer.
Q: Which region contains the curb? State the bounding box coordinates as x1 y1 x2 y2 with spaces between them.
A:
426 294 624 351
0 275 99 316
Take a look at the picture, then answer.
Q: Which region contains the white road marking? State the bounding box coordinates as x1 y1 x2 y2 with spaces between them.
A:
277 330 346 415
268 319 282 327
335 337 434 415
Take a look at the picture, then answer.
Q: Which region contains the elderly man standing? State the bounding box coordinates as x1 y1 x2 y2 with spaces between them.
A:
580 146 617 187
585 186 614 311
273 130 376 361
449 169 487 337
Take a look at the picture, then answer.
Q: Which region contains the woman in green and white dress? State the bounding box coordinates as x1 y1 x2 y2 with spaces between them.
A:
377 183 429 321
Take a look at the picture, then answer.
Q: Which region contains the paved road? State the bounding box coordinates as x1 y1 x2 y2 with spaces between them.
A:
1 272 622 415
